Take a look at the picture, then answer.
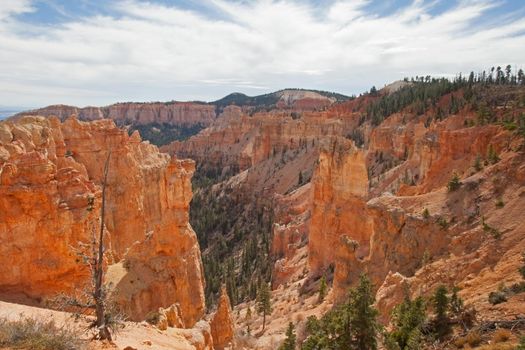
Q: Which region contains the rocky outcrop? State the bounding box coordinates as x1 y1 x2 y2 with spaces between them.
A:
163 106 344 175
308 137 371 278
14 102 216 127
0 116 97 300
210 286 235 350
307 107 525 321
0 116 205 326
271 183 311 288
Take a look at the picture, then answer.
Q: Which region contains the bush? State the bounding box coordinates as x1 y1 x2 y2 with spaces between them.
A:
422 208 430 219
491 328 511 343
454 330 482 348
448 173 462 192
437 216 449 230
488 291 508 305
487 145 500 164
474 155 483 171
0 316 85 350
517 336 525 350
483 221 502 239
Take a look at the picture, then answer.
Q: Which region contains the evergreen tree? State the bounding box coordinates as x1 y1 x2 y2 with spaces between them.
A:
450 286 464 315
257 283 272 330
318 276 327 303
473 155 483 171
447 172 462 192
348 274 380 350
279 322 296 350
487 145 500 164
433 285 450 339
385 286 426 350
302 274 380 350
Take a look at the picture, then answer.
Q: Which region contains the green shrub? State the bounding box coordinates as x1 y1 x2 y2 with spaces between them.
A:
437 217 449 230
487 145 500 164
422 208 430 219
473 154 483 171
448 173 462 192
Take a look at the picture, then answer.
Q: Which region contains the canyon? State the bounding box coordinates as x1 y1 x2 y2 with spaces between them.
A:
2 79 525 349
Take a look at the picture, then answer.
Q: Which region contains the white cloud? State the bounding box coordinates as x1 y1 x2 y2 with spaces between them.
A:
0 0 34 20
0 0 524 107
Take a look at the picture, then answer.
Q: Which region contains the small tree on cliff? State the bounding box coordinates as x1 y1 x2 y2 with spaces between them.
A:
257 283 272 331
279 322 296 350
432 285 450 339
318 276 327 303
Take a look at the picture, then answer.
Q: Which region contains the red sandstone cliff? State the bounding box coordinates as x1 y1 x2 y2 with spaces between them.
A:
0 116 205 327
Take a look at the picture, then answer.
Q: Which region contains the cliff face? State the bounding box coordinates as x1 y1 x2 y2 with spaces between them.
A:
271 183 311 288
306 105 525 321
0 117 98 300
14 102 216 127
308 137 371 278
0 116 205 326
163 106 344 175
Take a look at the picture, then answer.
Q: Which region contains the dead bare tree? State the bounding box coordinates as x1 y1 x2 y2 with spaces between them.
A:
92 151 112 340
49 151 124 340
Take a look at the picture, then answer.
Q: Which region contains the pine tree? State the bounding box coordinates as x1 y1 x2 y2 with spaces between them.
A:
318 276 327 303
302 274 380 350
450 286 464 315
473 155 483 171
447 172 461 192
348 274 380 350
385 286 426 350
257 283 272 330
487 145 500 164
433 285 450 339
279 322 296 350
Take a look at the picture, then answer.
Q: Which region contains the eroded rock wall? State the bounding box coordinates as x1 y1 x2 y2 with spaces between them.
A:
0 116 205 326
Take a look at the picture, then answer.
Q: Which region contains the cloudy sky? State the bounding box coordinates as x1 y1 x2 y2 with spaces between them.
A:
0 0 524 109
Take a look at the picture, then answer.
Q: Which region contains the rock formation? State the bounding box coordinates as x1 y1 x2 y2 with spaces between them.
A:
210 286 235 350
308 137 371 278
0 116 205 327
163 106 344 175
13 102 216 128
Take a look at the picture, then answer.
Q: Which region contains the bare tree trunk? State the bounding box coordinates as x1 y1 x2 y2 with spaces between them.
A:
262 312 266 331
94 152 111 341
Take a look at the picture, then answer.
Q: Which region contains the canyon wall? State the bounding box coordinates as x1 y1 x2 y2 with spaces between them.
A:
306 108 525 321
14 102 217 127
163 106 344 174
0 116 205 326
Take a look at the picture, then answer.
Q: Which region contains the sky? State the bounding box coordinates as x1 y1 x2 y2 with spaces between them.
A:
0 0 524 109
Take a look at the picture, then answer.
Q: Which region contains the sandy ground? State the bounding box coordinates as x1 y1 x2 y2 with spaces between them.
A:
0 301 200 350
